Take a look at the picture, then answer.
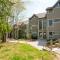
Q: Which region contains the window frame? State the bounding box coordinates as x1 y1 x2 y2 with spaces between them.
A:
49 20 53 26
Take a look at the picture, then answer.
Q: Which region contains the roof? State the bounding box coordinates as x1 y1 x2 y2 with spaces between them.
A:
46 7 53 11
53 0 60 8
46 0 60 11
29 13 46 20
35 13 46 18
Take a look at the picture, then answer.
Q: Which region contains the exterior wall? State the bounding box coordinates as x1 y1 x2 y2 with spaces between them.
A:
53 22 60 38
47 8 60 19
29 15 47 39
29 1 60 39
39 18 47 39
47 7 60 39
29 15 39 38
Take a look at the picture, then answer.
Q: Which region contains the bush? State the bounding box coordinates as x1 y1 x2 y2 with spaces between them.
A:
47 39 59 46
47 41 50 46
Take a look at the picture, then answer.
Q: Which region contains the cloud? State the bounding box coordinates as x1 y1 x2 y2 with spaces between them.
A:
19 0 57 21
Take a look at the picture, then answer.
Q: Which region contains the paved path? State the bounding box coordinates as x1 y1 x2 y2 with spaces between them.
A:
54 53 60 60
8 39 47 50
7 39 60 60
25 39 47 50
7 39 60 53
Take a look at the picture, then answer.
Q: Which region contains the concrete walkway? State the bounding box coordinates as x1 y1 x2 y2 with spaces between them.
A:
8 39 53 53
8 39 60 54
8 39 60 60
8 39 47 50
25 39 47 50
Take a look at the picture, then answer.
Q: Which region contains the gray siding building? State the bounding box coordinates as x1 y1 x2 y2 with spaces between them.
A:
29 0 60 39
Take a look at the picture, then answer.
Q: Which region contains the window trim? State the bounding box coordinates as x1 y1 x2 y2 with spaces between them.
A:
49 20 53 26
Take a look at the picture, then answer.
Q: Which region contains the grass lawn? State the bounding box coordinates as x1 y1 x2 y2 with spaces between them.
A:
0 43 55 60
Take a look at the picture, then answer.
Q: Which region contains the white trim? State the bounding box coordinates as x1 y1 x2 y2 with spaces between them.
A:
38 19 39 39
46 19 54 39
47 19 50 39
42 20 43 38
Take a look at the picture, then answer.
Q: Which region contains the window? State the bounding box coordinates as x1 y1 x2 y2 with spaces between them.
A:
49 20 53 26
43 20 46 29
49 32 53 36
58 2 60 6
39 32 42 37
55 2 60 7
39 20 42 29
49 32 53 38
54 19 60 22
48 10 52 13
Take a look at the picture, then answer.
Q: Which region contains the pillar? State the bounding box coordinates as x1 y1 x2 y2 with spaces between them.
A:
38 19 39 39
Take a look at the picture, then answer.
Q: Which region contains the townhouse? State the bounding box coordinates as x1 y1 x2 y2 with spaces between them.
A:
29 0 60 39
46 0 60 39
29 13 47 39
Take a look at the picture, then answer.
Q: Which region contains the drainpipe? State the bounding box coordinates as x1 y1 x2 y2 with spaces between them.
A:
38 19 39 39
42 20 44 39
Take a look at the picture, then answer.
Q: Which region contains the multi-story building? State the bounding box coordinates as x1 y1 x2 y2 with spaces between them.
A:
46 0 60 39
29 0 60 39
29 13 47 39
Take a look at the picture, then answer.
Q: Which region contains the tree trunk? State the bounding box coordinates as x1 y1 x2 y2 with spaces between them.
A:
1 33 6 43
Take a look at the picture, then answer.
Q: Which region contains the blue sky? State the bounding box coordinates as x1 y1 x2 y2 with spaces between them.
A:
19 0 58 21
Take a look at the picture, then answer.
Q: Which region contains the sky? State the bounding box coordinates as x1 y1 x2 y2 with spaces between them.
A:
19 0 58 21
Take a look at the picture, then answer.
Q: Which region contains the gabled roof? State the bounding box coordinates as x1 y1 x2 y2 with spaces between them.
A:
46 0 59 11
35 13 46 18
53 0 60 8
29 13 46 20
29 14 38 20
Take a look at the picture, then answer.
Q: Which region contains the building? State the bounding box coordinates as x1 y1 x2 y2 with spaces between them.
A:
29 13 47 39
29 0 60 39
46 0 60 39
8 20 29 39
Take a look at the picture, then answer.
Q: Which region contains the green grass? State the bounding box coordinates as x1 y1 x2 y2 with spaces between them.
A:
0 43 55 60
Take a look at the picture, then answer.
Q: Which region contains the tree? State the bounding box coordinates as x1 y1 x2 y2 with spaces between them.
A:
11 0 25 24
0 18 12 42
0 0 13 42
18 23 26 39
0 0 24 42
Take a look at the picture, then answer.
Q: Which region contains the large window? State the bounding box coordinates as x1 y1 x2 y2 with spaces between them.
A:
49 32 53 36
49 32 53 38
43 20 46 29
39 20 42 29
49 20 53 26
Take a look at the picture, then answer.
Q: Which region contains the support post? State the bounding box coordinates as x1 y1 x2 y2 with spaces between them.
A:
42 20 44 39
38 19 39 39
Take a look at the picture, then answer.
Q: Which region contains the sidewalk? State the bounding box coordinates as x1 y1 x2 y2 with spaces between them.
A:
8 39 60 54
7 39 60 60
